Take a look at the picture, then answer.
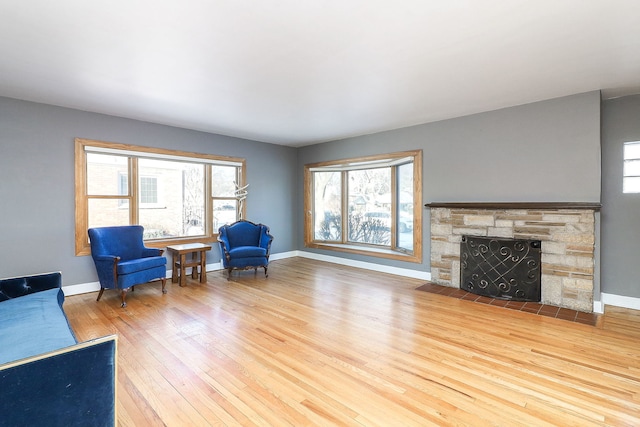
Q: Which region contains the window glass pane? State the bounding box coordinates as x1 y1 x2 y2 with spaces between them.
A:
624 176 640 193
88 199 130 228
397 162 414 251
348 168 391 245
624 159 640 177
624 142 640 160
623 142 640 193
212 165 238 197
314 171 342 241
138 158 204 238
213 199 237 231
118 174 128 198
86 153 128 196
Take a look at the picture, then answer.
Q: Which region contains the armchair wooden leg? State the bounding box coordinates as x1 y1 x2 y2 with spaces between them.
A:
161 278 167 294
96 288 105 302
264 266 268 278
120 289 128 308
227 267 233 280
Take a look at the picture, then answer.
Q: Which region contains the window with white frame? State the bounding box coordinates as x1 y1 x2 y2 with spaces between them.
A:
75 138 245 255
304 150 422 262
139 176 158 204
624 141 640 193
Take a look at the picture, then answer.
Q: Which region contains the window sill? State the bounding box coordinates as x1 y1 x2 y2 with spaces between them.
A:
306 242 420 263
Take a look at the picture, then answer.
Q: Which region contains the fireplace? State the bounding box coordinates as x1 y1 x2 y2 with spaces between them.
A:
460 235 541 301
426 202 600 312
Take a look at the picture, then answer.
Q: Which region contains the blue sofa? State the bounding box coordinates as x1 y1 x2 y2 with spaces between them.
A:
0 272 117 426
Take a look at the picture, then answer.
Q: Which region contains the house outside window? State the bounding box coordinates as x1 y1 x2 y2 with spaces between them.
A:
623 141 640 193
304 150 422 263
76 138 245 255
139 176 158 204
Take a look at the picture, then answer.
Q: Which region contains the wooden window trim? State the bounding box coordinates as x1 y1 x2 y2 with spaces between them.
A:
75 138 246 256
304 150 422 263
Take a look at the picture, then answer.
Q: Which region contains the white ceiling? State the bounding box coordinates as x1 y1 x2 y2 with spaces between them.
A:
1 1 639 147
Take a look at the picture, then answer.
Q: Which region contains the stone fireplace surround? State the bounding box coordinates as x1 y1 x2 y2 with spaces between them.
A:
427 202 600 313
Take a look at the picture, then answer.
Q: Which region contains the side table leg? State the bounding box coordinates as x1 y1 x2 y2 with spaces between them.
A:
171 252 178 283
191 252 198 279
200 251 207 283
180 253 186 287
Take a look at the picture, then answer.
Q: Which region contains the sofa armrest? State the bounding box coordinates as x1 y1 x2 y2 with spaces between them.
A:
0 335 117 427
0 271 61 302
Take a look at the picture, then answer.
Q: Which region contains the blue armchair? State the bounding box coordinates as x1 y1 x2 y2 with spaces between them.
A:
218 220 273 280
88 225 167 307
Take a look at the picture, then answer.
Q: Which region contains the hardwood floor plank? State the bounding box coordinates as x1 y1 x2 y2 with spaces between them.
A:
63 257 640 426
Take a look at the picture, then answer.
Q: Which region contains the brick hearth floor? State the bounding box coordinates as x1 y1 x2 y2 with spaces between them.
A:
416 283 600 326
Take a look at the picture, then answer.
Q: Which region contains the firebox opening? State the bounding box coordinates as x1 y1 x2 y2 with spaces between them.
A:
460 235 542 302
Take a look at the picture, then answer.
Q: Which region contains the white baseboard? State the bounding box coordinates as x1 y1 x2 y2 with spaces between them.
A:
62 268 209 297
592 300 604 314
294 250 431 280
63 250 430 296
600 293 640 312
270 251 298 261
61 253 640 315
62 281 102 296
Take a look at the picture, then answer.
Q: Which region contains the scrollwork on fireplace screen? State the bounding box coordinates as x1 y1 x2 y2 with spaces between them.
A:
460 235 542 302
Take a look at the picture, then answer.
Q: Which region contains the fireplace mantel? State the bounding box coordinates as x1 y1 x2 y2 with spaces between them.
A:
425 202 601 211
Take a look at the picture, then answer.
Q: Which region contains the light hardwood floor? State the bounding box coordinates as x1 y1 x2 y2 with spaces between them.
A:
64 257 640 426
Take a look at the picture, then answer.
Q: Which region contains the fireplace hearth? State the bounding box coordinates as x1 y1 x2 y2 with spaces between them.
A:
460 235 541 301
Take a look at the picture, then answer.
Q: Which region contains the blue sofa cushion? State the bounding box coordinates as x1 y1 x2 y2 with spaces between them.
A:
229 246 267 258
117 256 166 275
0 288 77 365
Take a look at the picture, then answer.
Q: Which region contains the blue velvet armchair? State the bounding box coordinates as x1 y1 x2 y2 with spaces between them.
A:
88 225 167 307
218 220 273 280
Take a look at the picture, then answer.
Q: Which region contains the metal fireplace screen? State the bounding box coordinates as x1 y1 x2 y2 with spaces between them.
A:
460 235 542 301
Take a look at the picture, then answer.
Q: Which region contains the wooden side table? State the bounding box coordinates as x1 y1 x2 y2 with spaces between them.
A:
166 243 212 287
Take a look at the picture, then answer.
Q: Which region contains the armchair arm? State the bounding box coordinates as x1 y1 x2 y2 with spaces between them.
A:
258 226 274 255
217 235 231 258
142 248 164 257
93 255 119 264
91 255 121 289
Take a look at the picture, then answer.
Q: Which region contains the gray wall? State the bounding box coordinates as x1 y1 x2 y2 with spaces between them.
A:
297 91 602 272
0 96 297 287
601 94 640 298
0 91 604 289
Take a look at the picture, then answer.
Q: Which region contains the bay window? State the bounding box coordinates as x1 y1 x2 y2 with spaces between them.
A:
304 150 422 262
